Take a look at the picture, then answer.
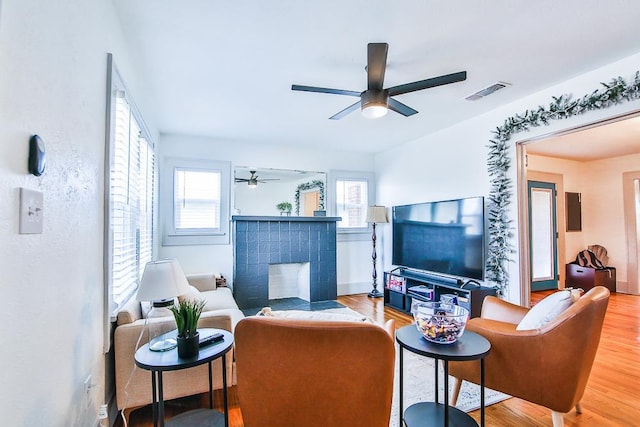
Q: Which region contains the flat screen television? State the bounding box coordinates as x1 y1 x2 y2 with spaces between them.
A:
392 196 485 280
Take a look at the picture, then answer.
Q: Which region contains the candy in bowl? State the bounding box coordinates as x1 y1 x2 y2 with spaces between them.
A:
411 300 469 344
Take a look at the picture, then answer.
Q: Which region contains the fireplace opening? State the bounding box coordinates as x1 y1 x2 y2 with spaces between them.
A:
268 262 311 301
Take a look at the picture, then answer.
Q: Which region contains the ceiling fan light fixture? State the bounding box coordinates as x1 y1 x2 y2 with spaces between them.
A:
361 89 389 119
362 104 388 119
248 179 258 188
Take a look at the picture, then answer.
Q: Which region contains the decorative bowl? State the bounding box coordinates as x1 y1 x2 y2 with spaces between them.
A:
411 300 469 344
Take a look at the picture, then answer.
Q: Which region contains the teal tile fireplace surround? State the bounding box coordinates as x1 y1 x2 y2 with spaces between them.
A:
232 216 341 309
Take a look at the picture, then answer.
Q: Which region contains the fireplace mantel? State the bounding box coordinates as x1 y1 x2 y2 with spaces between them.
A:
232 215 341 222
232 216 340 309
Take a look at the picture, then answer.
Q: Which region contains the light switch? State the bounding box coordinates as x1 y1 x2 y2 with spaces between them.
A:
19 188 43 234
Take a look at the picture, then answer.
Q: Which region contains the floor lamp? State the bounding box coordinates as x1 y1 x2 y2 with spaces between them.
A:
366 205 388 298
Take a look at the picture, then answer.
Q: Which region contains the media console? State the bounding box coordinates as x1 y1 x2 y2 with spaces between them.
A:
383 268 497 318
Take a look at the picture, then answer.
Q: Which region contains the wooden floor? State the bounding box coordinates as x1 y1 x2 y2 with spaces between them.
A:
117 290 640 427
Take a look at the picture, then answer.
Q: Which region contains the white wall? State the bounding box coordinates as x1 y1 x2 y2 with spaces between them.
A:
583 153 640 282
158 134 376 294
375 52 640 304
0 1 149 425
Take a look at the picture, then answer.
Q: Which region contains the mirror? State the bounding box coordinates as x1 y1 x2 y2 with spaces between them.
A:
234 167 326 216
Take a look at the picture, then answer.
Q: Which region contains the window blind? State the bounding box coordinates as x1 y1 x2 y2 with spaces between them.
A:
110 94 155 307
336 179 368 228
173 168 221 231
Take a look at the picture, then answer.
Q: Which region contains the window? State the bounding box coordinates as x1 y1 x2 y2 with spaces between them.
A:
161 157 230 246
328 170 376 239
174 168 221 230
105 54 155 316
336 179 368 229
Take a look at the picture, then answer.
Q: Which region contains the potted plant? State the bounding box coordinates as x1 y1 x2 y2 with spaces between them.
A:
170 299 206 358
276 201 292 216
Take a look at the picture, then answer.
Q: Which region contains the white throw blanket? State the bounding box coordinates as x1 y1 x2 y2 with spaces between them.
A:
256 306 377 324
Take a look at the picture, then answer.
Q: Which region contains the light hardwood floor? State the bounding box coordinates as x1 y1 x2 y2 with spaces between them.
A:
117 290 640 427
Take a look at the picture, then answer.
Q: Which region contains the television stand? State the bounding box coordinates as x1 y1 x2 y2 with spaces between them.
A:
383 269 497 318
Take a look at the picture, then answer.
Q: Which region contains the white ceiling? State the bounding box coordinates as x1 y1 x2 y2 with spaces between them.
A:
526 115 640 161
113 1 640 154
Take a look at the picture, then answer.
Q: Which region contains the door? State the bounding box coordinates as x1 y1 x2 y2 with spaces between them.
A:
302 190 320 216
528 181 559 291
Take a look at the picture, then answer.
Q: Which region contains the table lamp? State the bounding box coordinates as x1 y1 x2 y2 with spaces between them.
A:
366 205 388 298
136 259 190 351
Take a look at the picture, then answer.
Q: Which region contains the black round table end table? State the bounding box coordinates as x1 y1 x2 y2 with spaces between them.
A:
134 328 234 427
396 325 491 427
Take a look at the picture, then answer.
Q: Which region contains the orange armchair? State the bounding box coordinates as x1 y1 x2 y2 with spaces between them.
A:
449 286 609 427
234 317 396 427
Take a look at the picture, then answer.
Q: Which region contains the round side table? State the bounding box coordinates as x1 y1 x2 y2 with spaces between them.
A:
396 325 491 427
134 328 234 427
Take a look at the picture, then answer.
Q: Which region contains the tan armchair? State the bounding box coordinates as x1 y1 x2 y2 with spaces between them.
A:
449 286 610 427
234 317 396 427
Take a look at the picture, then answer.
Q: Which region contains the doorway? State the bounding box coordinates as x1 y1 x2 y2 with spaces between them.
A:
528 180 559 291
302 190 320 216
517 111 640 305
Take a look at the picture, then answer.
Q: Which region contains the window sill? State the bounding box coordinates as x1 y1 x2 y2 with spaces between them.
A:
162 233 229 246
337 230 370 242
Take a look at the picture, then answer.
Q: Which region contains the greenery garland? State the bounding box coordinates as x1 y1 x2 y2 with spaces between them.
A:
487 71 640 296
294 180 325 215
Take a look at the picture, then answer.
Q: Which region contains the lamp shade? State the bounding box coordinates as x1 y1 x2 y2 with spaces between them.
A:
365 205 388 224
136 259 190 302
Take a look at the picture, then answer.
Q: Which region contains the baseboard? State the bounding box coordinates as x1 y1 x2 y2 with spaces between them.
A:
337 281 372 296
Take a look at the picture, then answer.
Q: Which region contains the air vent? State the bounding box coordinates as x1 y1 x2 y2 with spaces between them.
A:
465 81 511 101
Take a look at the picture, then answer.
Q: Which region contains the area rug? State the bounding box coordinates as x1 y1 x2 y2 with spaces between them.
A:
389 348 511 426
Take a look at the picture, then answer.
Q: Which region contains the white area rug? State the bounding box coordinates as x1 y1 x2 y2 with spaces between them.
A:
390 345 511 427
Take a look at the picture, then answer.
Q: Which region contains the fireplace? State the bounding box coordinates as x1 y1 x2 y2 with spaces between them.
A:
232 216 340 309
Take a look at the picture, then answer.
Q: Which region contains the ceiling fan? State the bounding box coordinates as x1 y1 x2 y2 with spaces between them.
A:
234 170 279 188
292 43 467 120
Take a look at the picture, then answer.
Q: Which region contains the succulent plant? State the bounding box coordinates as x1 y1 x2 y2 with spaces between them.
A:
170 299 206 338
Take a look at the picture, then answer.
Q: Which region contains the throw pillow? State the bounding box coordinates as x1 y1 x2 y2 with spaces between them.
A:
178 285 202 304
186 273 219 291
516 288 582 331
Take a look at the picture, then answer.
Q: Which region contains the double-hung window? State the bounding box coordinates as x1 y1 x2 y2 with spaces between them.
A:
174 168 221 231
105 55 155 316
336 179 369 229
328 170 376 238
161 157 230 246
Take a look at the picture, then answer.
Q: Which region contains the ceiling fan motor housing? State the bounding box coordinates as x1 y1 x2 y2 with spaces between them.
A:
361 89 389 118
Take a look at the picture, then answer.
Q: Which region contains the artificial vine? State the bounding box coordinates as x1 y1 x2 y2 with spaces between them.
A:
294 180 325 215
486 71 640 296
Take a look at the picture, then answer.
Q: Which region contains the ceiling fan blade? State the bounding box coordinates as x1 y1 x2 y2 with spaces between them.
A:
292 85 360 97
388 98 418 117
329 101 361 120
367 43 388 90
388 71 467 96
234 178 250 183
